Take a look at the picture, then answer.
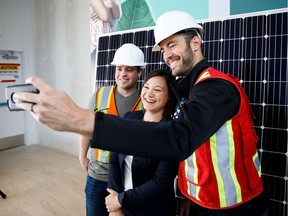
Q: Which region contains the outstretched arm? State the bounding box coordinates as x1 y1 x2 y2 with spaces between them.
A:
14 76 95 137
13 76 239 162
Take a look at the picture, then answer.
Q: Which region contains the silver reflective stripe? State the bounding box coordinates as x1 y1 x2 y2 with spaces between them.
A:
186 154 199 199
99 149 109 163
98 86 113 111
253 152 261 176
213 122 239 207
186 153 196 183
254 156 260 170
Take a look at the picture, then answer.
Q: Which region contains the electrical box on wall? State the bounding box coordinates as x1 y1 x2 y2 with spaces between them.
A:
0 50 25 150
0 51 20 107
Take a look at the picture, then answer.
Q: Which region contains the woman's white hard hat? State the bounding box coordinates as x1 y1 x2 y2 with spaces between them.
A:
152 11 204 52
111 43 145 68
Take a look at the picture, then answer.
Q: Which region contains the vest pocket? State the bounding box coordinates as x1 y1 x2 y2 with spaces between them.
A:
181 144 209 186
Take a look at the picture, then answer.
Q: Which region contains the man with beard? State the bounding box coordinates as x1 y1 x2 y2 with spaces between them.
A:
14 11 268 216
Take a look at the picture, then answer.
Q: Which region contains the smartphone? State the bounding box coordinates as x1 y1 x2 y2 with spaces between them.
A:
5 84 39 111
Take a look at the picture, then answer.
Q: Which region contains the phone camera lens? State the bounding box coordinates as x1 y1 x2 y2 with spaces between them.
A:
11 93 18 103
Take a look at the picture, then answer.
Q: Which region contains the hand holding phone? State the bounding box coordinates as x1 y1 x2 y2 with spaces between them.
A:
5 84 39 111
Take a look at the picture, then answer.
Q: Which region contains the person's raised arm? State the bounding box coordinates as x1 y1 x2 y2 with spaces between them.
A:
103 0 121 20
13 76 95 137
89 0 117 22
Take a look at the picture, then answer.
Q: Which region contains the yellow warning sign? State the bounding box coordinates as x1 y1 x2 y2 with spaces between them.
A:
0 63 20 74
0 63 20 71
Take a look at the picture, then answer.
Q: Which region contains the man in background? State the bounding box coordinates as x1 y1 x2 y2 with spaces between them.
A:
79 43 144 216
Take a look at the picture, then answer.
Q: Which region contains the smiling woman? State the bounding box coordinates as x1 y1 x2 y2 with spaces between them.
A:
105 69 178 216
141 69 176 121
141 75 169 121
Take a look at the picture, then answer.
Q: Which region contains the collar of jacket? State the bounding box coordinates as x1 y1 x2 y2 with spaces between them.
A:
170 59 211 100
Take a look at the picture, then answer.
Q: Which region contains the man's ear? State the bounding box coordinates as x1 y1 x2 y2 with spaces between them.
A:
190 36 201 52
138 69 143 77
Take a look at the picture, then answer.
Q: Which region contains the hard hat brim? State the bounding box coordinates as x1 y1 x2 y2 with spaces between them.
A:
152 44 161 52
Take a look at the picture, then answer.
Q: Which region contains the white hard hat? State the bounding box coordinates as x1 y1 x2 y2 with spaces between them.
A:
111 43 145 68
152 11 204 51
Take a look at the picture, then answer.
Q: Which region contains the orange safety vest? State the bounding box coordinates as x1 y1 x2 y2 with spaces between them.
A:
178 68 263 209
94 85 142 163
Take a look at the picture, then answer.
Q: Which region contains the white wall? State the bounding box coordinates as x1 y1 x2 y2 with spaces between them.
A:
33 0 91 155
0 0 91 155
0 0 38 145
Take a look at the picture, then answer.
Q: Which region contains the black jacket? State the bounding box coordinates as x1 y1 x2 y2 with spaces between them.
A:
108 111 177 216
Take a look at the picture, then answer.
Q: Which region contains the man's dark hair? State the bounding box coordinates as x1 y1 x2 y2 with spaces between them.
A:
178 29 204 53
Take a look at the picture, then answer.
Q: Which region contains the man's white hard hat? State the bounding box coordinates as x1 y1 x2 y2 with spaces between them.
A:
152 11 204 52
111 43 145 68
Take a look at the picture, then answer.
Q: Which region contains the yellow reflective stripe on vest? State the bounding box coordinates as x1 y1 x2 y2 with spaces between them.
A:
210 120 242 207
134 99 143 110
195 71 211 84
96 86 114 113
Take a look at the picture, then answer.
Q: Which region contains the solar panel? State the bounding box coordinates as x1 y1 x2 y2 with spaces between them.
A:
94 9 287 216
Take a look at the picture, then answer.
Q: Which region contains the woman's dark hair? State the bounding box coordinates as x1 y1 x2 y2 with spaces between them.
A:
142 68 177 118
